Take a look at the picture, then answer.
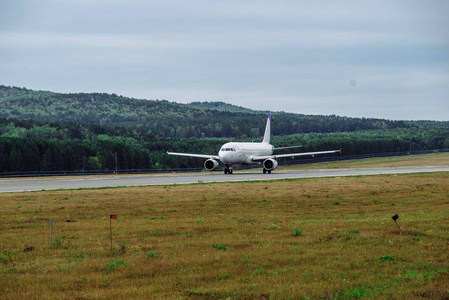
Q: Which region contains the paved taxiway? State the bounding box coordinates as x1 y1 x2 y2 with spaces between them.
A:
1 166 448 193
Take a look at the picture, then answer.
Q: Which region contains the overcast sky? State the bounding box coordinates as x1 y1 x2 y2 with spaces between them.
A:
1 0 448 121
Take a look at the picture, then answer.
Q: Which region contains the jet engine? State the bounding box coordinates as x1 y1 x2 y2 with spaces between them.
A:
263 158 278 171
204 159 219 171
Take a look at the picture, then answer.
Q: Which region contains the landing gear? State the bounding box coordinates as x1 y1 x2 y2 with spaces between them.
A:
224 164 233 174
263 168 271 174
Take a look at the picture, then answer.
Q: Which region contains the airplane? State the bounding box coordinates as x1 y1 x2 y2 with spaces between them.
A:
167 114 341 174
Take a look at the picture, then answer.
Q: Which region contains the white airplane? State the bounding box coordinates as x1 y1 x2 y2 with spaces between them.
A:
167 114 341 174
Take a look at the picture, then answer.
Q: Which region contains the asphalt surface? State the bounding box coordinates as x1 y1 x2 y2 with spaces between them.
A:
1 166 448 193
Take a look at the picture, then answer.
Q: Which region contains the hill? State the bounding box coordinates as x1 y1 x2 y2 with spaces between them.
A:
0 85 436 139
188 101 255 113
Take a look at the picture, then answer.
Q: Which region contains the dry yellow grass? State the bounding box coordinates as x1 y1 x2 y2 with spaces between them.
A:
0 171 448 298
278 152 449 171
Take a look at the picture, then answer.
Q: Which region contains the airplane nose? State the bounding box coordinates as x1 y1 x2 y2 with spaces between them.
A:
219 151 232 163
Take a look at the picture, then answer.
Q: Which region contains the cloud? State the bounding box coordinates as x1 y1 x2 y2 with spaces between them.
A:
0 0 448 120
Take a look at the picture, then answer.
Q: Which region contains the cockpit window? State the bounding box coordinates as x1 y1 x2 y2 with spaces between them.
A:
220 148 236 152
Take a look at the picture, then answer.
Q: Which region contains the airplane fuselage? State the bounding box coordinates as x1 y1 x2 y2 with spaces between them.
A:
219 142 274 165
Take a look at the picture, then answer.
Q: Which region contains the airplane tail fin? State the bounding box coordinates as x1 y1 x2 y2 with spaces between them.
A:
262 114 271 144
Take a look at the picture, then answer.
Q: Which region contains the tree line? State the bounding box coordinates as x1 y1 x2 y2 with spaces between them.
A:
1 125 448 173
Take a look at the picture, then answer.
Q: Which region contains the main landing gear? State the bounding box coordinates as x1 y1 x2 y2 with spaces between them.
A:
224 164 233 174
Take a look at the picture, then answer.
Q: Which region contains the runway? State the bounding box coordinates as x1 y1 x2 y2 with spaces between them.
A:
1 166 448 193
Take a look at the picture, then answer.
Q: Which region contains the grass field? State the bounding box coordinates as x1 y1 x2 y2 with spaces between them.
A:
0 155 448 298
278 152 449 171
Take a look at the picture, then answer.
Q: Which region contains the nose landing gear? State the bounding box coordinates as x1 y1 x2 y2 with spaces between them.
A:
224 164 233 174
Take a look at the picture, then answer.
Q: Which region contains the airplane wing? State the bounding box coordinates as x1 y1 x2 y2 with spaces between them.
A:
252 149 341 162
166 151 220 160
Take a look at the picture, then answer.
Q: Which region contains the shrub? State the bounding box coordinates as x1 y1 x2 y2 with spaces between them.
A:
146 251 161 258
379 255 394 262
106 259 127 271
53 234 69 249
0 250 14 264
292 227 303 237
240 256 251 263
212 244 227 251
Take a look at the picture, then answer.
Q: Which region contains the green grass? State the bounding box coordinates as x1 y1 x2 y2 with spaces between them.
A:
106 259 128 271
145 251 162 258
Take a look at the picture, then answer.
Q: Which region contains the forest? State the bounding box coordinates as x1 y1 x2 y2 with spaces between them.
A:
1 85 448 173
4 85 447 139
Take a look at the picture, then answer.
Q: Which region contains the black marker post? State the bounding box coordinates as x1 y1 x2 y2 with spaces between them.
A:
392 214 400 231
110 214 117 251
